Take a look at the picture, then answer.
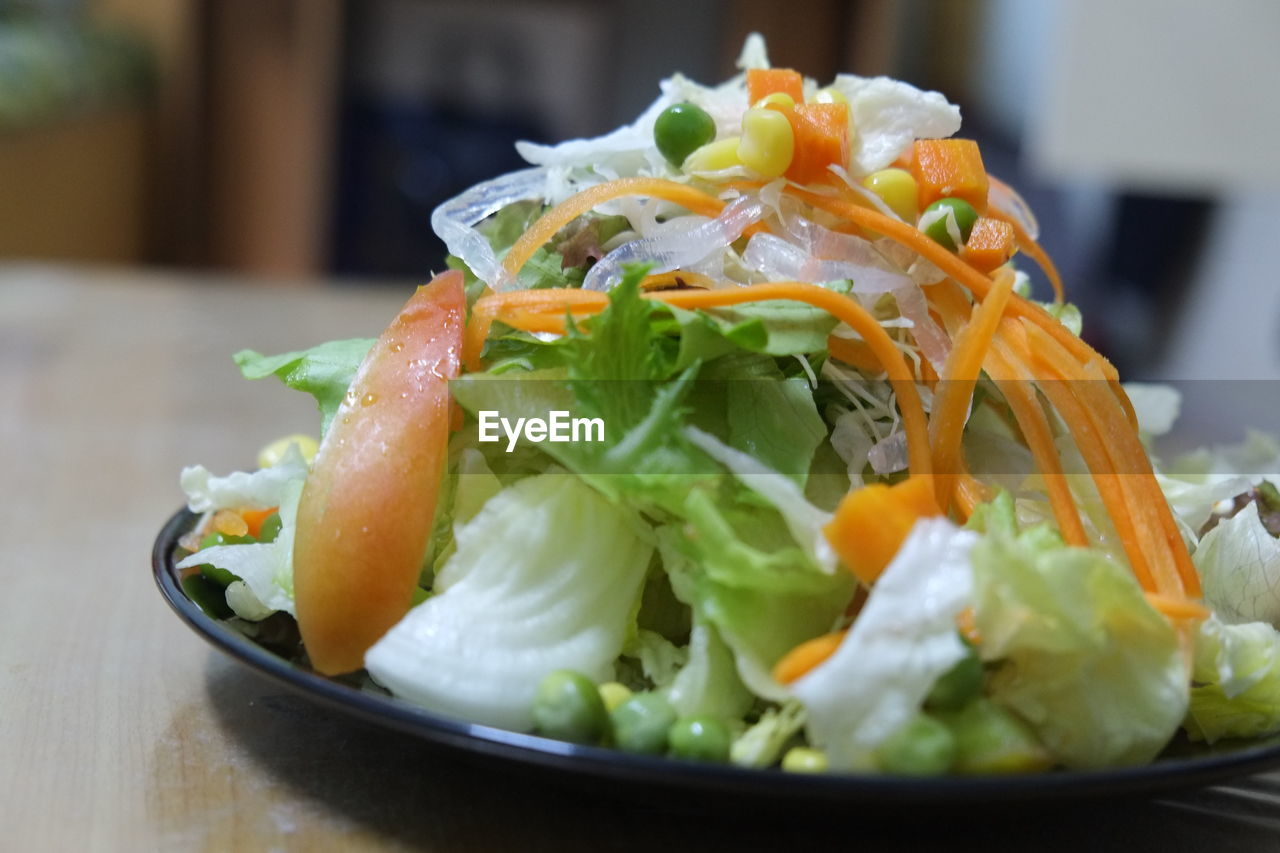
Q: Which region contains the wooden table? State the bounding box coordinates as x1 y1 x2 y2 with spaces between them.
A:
4 265 1279 850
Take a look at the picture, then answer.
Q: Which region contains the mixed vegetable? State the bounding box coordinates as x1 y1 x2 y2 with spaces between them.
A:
174 36 1280 775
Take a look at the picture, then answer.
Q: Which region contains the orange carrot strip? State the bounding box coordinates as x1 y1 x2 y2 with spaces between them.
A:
772 630 847 685
639 270 716 291
1077 359 1200 597
984 340 1089 547
501 178 729 284
1020 323 1170 594
930 268 1014 510
827 335 884 374
986 198 1064 306
786 186 1116 382
1145 593 1210 621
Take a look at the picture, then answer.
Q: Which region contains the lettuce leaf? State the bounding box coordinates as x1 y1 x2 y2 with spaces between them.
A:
1185 616 1280 743
364 474 653 731
234 339 373 436
968 495 1187 768
1195 501 1280 626
658 504 853 703
790 519 976 771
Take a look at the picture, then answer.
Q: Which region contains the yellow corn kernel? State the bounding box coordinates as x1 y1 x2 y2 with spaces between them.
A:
737 107 794 178
862 168 919 222
683 136 743 173
257 433 319 468
812 87 848 106
753 91 795 110
597 681 632 712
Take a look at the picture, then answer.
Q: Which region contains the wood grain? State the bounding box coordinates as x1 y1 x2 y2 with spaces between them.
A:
3 265 1279 850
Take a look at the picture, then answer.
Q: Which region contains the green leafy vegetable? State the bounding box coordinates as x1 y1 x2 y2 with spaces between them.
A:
234 339 374 435
1185 616 1280 743
968 495 1187 768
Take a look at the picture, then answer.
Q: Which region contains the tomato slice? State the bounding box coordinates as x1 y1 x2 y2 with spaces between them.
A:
293 271 465 675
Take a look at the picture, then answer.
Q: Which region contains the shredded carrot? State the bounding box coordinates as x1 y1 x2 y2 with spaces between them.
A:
1020 322 1179 595
639 270 716 291
1078 358 1200 597
929 268 1013 510
1145 593 1210 621
984 340 1089 547
501 178 730 285
773 630 847 685
786 186 1116 383
827 335 884 374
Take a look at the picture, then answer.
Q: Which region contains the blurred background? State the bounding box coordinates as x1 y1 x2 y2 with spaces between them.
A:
2 0 1278 380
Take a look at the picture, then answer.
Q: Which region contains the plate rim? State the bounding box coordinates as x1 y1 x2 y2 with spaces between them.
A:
153 506 1280 805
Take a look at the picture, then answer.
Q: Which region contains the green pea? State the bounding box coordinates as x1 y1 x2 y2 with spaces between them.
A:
921 198 978 251
667 715 731 762
925 644 984 711
875 712 956 776
531 670 608 744
654 102 716 168
257 512 283 543
610 692 677 755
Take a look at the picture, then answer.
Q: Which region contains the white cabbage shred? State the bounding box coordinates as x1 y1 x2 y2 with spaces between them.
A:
791 519 976 771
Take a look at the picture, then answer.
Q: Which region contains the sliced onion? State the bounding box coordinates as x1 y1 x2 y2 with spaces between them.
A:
583 195 765 291
430 167 547 289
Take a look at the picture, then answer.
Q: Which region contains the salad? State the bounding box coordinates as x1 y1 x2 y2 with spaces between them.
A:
173 36 1280 776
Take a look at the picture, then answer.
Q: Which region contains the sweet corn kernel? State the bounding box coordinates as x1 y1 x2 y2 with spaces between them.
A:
862 168 919 222
683 136 743 172
782 746 830 773
812 87 848 106
753 91 795 110
257 433 319 468
597 681 633 712
737 107 794 178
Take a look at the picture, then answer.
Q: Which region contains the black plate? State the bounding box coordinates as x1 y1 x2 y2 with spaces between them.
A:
154 506 1280 806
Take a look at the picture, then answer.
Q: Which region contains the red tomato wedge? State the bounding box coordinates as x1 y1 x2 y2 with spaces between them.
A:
293 271 465 675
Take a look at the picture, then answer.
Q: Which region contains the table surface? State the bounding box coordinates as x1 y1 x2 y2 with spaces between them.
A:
4 264 1280 851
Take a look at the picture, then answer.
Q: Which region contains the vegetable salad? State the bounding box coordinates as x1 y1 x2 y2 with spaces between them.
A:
175 36 1280 775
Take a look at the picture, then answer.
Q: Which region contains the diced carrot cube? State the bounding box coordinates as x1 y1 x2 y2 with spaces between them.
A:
823 475 943 584
961 217 1017 272
783 102 850 185
911 138 989 214
746 68 804 105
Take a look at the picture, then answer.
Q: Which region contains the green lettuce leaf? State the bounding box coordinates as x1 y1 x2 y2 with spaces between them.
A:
234 339 373 435
968 495 1188 768
1185 616 1280 743
1195 501 1280 626
364 473 653 731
